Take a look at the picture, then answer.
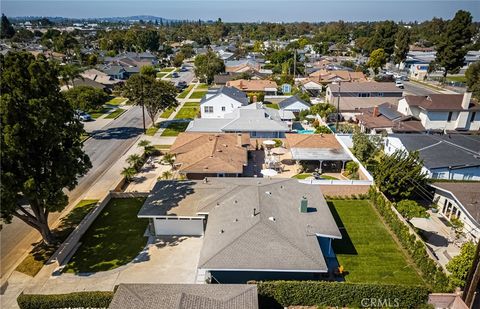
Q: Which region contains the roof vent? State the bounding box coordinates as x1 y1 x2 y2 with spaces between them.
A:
268 216 276 222
234 200 238 204
280 185 284 189
220 229 224 234
252 208 258 217
203 177 208 184
233 218 238 222
300 196 308 213
265 191 271 195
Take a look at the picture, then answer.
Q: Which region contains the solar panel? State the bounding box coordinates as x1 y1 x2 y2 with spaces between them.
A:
378 104 402 120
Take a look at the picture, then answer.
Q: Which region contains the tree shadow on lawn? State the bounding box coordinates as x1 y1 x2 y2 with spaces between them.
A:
327 201 358 255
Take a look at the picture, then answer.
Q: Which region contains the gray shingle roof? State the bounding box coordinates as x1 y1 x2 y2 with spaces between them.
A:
390 134 480 169
278 95 312 110
109 284 258 309
200 86 249 106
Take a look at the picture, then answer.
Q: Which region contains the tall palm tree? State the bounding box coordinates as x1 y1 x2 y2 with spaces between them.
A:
161 170 173 180
162 153 175 169
127 154 144 171
121 167 137 182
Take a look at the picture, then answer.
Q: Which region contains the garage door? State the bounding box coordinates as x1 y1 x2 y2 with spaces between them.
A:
153 217 204 236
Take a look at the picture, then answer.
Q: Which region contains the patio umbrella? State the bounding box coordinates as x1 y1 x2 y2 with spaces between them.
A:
271 147 287 155
261 169 278 177
263 140 276 146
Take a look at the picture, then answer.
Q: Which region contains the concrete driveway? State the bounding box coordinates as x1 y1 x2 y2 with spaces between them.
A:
25 236 203 294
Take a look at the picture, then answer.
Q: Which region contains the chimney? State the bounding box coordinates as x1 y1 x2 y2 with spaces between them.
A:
237 133 242 147
252 95 257 103
300 196 308 213
462 92 472 110
373 106 379 117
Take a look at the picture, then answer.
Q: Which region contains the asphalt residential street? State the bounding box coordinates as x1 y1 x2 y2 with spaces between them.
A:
402 80 442 96
0 105 152 279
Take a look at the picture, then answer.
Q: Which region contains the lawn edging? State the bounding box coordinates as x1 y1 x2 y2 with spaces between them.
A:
368 187 451 292
51 191 149 268
253 280 429 308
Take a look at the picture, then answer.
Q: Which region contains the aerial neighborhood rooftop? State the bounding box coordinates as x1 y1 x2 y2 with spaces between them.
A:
0 4 479 309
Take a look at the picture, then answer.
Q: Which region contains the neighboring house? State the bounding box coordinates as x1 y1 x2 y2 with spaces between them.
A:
384 134 480 180
326 82 403 113
200 86 249 119
227 79 278 95
188 103 291 138
285 134 353 174
98 64 127 80
398 93 480 132
431 182 480 241
309 70 366 84
169 133 249 179
300 79 323 96
81 68 122 89
356 103 425 134
109 284 258 309
137 178 342 282
278 95 312 114
225 59 261 73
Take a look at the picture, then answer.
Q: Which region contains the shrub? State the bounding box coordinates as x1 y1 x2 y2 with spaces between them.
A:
255 281 429 308
368 188 451 292
314 125 332 134
344 161 359 179
396 200 429 220
17 291 114 309
273 139 283 147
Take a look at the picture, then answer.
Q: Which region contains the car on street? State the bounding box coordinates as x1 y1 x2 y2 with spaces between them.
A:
180 67 188 72
395 80 405 89
171 72 179 78
176 81 188 91
75 110 92 121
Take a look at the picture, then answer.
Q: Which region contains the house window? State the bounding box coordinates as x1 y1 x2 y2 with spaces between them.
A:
221 106 226 111
204 106 213 113
470 112 476 123
358 93 370 98
447 112 453 122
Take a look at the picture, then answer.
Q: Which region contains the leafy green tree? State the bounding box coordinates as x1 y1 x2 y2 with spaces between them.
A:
310 103 336 119
374 150 429 201
396 200 428 220
172 52 185 67
0 52 91 244
370 21 398 55
139 65 156 77
12 28 34 43
393 27 411 65
87 54 98 66
1 14 15 39
58 64 84 89
64 86 109 111
122 74 178 123
180 44 194 58
367 48 387 74
352 131 381 164
447 241 476 288
436 10 474 77
314 125 332 134
465 61 480 100
194 50 225 84
344 161 359 179
137 29 160 52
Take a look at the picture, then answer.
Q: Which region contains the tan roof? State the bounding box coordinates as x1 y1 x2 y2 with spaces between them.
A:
328 82 401 93
356 104 425 132
170 133 249 174
309 70 366 83
285 133 342 149
334 97 400 111
225 64 260 73
227 79 278 92
312 59 332 69
404 94 480 111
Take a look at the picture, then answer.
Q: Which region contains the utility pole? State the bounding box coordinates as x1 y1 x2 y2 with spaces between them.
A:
293 49 297 80
140 74 146 134
335 81 341 132
463 240 480 308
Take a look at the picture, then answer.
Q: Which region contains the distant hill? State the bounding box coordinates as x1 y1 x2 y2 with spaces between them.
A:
10 15 179 24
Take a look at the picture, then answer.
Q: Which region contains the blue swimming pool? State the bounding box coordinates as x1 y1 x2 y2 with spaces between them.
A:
297 129 315 134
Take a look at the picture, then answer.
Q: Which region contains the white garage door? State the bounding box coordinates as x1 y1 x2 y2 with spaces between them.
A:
153 217 204 236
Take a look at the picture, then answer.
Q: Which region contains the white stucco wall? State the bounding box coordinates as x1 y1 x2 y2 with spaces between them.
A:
153 217 204 236
201 94 245 119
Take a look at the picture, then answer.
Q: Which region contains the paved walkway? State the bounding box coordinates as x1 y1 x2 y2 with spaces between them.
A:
24 236 203 295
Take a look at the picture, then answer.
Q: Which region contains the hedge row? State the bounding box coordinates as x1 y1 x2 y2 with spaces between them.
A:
17 291 114 309
256 281 430 308
368 187 452 292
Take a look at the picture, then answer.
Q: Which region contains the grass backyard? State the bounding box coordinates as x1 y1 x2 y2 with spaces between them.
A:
174 102 199 119
328 200 425 286
64 197 147 273
177 84 194 99
105 108 126 119
292 173 338 180
160 121 190 136
15 200 99 277
189 90 208 99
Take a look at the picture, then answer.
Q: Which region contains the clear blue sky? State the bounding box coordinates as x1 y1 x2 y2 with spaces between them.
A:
2 0 479 22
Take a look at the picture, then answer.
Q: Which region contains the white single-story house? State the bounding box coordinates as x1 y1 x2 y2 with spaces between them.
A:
278 94 312 114
137 178 342 283
430 182 480 241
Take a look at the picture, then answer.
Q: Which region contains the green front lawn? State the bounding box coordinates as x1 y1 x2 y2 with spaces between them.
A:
16 200 99 277
177 84 194 99
196 83 209 89
160 67 176 73
189 91 208 99
174 103 199 119
328 200 424 286
89 107 112 119
107 97 127 106
160 121 190 137
146 125 159 136
156 72 168 78
292 173 312 179
160 107 176 118
64 197 147 273
446 76 467 83
105 108 126 119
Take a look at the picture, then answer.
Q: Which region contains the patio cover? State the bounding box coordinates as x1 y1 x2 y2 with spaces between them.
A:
290 147 351 161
